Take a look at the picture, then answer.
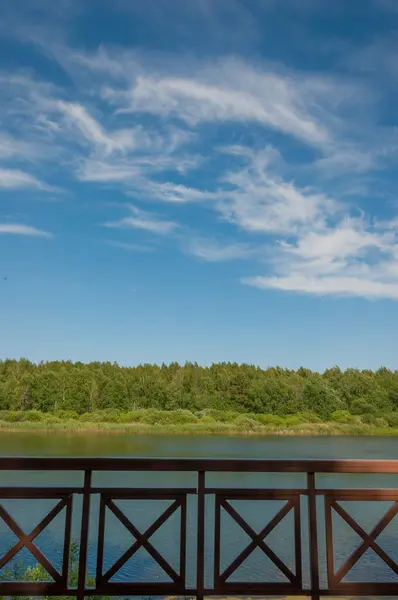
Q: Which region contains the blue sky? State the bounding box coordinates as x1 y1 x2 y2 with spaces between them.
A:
1 0 398 370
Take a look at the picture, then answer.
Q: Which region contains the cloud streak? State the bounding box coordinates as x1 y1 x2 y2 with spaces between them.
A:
104 205 179 235
0 168 51 190
187 238 255 262
0 223 52 237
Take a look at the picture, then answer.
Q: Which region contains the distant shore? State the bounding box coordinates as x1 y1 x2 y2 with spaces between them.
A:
0 419 397 436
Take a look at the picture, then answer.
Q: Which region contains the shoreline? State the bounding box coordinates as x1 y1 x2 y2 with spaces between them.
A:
0 420 397 436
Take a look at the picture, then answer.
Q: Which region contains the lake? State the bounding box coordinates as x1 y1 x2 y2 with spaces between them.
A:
1 433 398 589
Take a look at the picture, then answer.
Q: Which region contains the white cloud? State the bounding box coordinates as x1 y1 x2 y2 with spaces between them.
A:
0 134 45 161
243 219 398 300
2 41 398 301
57 102 112 151
109 66 334 148
104 205 179 235
77 156 192 184
141 181 215 203
0 223 52 237
56 101 141 155
215 147 337 234
376 218 398 231
77 160 144 183
0 168 51 190
188 239 255 262
243 274 398 300
52 46 391 175
281 220 391 261
52 46 370 149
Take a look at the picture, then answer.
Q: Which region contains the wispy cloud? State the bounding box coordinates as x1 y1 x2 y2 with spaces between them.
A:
243 219 398 300
0 223 52 237
104 205 179 235
1 34 398 300
214 147 338 234
0 168 52 190
187 238 255 262
56 101 142 156
106 240 156 252
96 56 340 148
243 274 398 300
0 134 48 161
47 45 389 180
126 72 332 147
134 181 214 203
46 44 371 153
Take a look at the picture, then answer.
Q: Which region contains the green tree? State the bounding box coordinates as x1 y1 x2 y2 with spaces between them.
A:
302 376 343 419
101 377 129 410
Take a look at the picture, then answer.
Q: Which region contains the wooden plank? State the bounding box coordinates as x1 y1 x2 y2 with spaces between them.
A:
1 456 398 473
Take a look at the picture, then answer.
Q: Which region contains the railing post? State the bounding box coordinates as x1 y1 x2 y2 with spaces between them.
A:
62 495 73 588
197 470 205 600
77 469 92 600
307 472 320 600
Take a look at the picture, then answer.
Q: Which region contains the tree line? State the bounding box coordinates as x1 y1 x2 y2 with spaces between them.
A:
0 359 397 420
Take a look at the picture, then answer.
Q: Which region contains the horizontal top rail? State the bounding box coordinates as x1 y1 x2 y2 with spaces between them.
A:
1 456 398 472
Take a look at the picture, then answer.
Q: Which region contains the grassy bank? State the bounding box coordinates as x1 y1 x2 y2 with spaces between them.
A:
0 409 396 436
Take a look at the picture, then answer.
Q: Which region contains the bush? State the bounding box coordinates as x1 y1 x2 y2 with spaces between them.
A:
146 410 173 425
331 410 353 424
198 409 239 423
224 411 241 423
79 410 121 423
79 412 93 422
234 415 260 430
361 413 378 425
255 414 284 427
98 409 122 423
55 410 79 421
384 413 398 427
136 409 164 425
119 411 141 423
199 415 216 424
42 414 62 424
168 410 198 424
0 411 22 422
138 409 198 425
98 412 121 423
20 410 43 422
296 411 321 423
283 415 303 427
374 417 388 428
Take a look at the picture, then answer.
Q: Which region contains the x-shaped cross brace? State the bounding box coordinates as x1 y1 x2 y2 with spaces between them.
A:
219 498 297 583
101 498 182 583
0 498 68 582
329 499 398 584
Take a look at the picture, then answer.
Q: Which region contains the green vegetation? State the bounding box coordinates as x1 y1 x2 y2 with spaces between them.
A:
1 359 398 435
0 541 111 600
0 407 394 435
0 538 193 600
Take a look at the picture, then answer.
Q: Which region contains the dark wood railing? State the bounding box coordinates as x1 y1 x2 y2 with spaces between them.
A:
1 457 398 597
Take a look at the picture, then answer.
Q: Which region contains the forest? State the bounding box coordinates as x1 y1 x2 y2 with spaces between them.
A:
0 359 397 428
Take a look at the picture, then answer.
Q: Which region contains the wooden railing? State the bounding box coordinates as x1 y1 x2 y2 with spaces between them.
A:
1 457 398 598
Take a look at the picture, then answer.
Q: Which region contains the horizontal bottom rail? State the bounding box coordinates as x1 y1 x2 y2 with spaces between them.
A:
3 584 398 598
